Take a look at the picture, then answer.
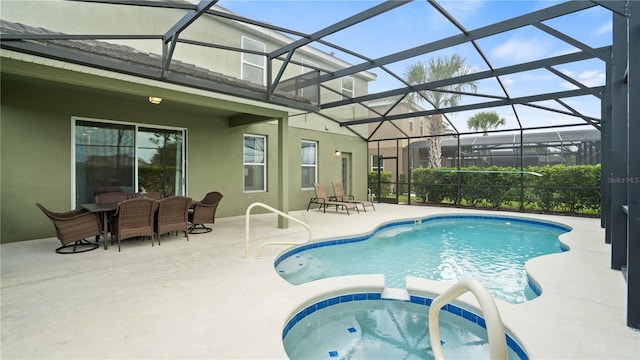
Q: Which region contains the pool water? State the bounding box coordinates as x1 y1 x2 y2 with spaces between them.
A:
283 298 525 360
276 216 569 303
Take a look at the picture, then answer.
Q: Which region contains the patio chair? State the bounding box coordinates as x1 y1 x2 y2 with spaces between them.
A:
155 196 192 244
95 191 129 203
332 182 375 212
188 191 223 233
307 183 359 215
135 191 163 200
111 197 156 251
95 191 129 237
35 203 101 254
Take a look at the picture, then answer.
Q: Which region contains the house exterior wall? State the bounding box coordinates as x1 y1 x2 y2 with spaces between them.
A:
367 102 428 185
0 67 367 243
0 1 375 128
0 1 374 243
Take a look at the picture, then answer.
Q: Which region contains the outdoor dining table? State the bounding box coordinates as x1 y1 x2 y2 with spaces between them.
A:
81 203 117 250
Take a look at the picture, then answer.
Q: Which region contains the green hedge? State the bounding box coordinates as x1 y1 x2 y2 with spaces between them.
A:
368 171 392 199
410 164 601 214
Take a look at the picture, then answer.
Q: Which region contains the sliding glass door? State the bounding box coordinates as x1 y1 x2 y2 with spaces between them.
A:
74 119 186 207
137 127 184 198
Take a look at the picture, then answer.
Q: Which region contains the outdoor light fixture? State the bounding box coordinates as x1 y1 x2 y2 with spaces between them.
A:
148 96 163 105
334 150 341 156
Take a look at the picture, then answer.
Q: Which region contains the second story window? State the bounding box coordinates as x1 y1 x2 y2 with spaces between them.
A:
241 36 266 85
420 119 425 136
409 119 415 133
341 76 354 99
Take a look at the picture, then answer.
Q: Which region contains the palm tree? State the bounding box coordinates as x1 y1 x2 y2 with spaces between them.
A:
404 55 477 168
467 111 506 135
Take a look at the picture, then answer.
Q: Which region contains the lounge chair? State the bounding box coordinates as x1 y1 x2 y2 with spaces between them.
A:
332 182 375 212
307 183 359 215
188 191 223 233
36 203 101 254
155 196 191 244
111 198 156 251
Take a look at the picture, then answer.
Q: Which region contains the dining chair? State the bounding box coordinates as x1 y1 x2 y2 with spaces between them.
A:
188 191 223 233
135 191 163 200
111 198 156 251
155 196 192 244
95 191 129 203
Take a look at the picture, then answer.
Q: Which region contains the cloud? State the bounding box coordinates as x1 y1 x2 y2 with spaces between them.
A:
443 0 486 22
596 20 612 36
501 77 515 86
559 69 605 89
491 37 549 63
578 70 605 86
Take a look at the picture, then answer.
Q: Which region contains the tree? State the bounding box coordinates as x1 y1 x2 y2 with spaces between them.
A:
404 54 477 168
467 111 506 135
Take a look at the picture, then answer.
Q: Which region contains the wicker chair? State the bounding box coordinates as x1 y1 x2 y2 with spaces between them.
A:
111 198 156 252
95 191 129 237
134 191 163 200
188 191 223 233
154 196 192 244
36 203 101 254
95 191 129 203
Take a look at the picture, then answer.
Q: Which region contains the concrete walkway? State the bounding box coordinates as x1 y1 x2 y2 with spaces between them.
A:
1 204 638 359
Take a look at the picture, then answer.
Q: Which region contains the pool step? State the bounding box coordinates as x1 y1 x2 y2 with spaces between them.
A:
381 287 410 301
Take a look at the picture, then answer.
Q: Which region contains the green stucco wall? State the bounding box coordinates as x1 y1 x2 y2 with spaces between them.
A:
1 72 368 243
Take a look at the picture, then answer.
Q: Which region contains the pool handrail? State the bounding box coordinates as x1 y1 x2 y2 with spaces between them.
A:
428 278 507 360
245 202 312 259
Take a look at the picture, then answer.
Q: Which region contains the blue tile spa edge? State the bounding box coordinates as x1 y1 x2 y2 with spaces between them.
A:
282 292 529 360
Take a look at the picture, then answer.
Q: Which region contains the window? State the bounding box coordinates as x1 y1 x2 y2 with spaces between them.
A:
244 134 266 192
301 140 317 189
341 76 354 99
420 119 425 136
301 59 319 104
241 36 266 85
409 119 415 133
372 155 384 171
73 119 186 207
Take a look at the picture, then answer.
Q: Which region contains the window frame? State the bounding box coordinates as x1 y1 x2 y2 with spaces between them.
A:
372 154 384 171
301 59 319 101
301 140 318 190
241 36 266 85
243 133 267 193
341 76 354 99
71 117 187 207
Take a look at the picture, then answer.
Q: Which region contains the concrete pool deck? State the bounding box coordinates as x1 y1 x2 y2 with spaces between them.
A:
1 204 638 359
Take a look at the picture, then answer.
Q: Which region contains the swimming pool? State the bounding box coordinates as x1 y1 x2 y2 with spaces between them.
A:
283 292 528 360
275 215 570 304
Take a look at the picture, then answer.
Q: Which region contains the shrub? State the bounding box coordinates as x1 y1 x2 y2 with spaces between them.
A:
368 171 392 199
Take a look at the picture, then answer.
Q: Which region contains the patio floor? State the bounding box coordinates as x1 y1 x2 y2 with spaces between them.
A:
1 204 638 359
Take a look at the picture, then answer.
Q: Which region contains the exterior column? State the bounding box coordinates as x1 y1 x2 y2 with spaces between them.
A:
609 6 628 268
627 0 639 330
278 115 289 229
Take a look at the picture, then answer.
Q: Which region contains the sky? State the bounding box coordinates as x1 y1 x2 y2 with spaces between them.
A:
200 0 612 133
